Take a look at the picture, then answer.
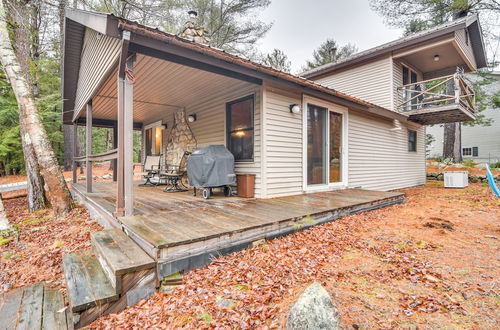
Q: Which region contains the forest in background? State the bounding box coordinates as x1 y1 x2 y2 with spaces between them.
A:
0 0 498 176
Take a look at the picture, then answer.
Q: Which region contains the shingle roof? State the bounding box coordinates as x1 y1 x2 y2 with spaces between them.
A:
63 8 409 123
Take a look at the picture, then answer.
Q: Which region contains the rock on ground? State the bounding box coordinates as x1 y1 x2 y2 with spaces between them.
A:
286 282 341 330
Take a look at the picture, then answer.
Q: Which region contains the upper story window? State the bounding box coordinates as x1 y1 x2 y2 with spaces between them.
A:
226 95 254 162
408 129 417 152
402 65 418 85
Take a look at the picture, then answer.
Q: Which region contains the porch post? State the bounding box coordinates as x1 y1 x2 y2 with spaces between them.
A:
72 123 78 183
116 31 134 217
86 101 93 193
112 123 118 182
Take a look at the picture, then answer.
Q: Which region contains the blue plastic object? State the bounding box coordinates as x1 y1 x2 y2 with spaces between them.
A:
486 164 500 197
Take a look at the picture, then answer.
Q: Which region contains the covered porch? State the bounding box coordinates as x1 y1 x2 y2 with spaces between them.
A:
71 181 404 278
70 34 262 217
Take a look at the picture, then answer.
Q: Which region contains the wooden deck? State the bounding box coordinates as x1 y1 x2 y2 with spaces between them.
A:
0 283 73 330
72 182 404 278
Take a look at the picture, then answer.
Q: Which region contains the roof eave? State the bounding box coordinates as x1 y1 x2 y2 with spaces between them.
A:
65 7 120 38
118 19 406 122
301 18 474 79
466 19 488 68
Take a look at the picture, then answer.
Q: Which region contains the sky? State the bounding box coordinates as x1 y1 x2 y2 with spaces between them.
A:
256 0 404 73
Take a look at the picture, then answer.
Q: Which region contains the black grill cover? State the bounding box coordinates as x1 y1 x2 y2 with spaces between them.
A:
187 145 236 188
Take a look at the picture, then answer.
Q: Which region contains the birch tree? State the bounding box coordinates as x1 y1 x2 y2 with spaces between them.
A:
0 0 72 215
2 1 47 211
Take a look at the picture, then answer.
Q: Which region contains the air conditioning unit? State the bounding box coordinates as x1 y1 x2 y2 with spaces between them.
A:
444 171 469 188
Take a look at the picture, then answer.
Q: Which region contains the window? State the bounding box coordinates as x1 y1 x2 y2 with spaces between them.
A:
226 95 254 162
144 122 163 156
462 147 478 157
408 130 417 152
402 65 418 110
465 29 469 46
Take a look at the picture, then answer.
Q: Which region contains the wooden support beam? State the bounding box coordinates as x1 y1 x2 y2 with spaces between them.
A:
123 57 134 216
86 102 93 193
116 32 134 217
113 123 118 182
72 123 78 183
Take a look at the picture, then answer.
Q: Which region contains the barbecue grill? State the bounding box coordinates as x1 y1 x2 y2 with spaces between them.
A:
187 145 236 199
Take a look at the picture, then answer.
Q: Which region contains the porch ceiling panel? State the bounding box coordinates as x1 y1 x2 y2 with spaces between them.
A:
400 42 469 73
83 54 254 123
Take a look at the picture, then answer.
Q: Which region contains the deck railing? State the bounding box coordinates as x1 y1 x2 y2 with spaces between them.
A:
397 73 475 113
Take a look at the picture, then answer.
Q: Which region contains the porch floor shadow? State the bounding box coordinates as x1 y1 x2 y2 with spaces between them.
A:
71 182 404 278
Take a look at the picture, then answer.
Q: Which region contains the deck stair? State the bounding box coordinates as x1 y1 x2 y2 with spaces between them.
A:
0 283 73 329
62 228 157 328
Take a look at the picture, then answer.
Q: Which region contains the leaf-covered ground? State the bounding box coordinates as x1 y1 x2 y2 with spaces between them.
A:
0 198 103 293
90 182 499 329
0 182 498 328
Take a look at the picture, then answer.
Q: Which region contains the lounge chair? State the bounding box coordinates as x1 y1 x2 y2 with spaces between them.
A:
161 151 191 192
136 154 162 186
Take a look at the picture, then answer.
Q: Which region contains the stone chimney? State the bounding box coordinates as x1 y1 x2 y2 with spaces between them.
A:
178 10 210 45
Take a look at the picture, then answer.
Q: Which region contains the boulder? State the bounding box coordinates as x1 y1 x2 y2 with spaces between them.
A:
286 282 341 330
102 173 113 179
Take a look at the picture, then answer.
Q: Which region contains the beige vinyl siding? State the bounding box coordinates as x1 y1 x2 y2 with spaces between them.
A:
74 28 121 118
315 56 393 110
146 82 264 197
455 29 477 69
348 112 426 191
264 88 303 198
393 60 403 110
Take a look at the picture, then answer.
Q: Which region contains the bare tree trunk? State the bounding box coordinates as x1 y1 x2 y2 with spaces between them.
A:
19 116 47 211
58 0 75 171
63 124 75 170
0 1 72 215
443 122 462 162
442 68 462 163
4 0 47 211
441 11 467 164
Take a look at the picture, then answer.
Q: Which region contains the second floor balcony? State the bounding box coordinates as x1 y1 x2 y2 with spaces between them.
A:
397 73 475 125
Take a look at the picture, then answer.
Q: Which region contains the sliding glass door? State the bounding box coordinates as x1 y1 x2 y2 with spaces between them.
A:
307 104 327 185
306 102 345 189
329 112 342 183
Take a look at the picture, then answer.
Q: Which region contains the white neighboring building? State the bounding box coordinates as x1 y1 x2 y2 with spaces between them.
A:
427 72 500 163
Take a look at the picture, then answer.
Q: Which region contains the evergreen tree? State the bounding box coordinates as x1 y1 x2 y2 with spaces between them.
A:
262 49 291 73
303 39 357 71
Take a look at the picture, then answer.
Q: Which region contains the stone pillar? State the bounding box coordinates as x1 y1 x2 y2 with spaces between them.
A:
165 110 197 171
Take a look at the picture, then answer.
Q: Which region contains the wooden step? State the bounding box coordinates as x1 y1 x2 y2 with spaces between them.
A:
91 229 156 293
0 283 73 330
62 251 118 313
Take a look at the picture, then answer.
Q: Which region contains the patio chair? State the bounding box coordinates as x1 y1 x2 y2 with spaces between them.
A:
136 154 162 186
161 151 191 192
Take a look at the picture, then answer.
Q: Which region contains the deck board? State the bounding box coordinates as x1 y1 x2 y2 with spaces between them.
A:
72 182 404 254
0 284 71 330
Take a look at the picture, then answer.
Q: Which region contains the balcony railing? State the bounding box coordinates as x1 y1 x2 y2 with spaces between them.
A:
397 73 475 114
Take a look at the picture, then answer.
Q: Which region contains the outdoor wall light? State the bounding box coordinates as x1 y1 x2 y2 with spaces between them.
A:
161 123 167 130
289 104 301 114
187 114 197 122
434 54 440 62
